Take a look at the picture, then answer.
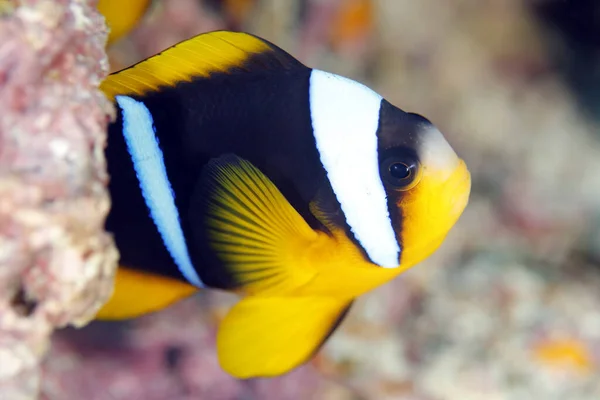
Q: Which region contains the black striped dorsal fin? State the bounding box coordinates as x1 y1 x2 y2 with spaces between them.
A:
101 30 305 100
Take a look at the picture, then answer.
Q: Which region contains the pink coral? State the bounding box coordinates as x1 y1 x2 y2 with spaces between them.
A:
0 0 117 398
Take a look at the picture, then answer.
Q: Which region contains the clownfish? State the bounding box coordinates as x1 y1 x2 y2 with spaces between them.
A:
96 31 471 379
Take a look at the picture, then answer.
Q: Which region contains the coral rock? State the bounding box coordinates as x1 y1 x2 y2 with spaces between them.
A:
0 1 118 399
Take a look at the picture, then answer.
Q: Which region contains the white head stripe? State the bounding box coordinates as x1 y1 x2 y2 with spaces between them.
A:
116 95 204 287
308 70 400 268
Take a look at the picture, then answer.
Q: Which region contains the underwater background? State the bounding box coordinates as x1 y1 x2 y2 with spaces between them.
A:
42 1 600 399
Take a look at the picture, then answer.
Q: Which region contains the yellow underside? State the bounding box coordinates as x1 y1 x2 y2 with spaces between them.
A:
289 158 472 298
95 267 198 320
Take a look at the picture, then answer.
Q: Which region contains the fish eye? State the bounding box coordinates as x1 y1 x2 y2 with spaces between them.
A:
389 162 411 180
380 149 421 191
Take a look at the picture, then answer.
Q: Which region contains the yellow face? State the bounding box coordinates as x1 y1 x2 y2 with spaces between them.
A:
385 123 471 269
394 155 471 269
305 111 471 298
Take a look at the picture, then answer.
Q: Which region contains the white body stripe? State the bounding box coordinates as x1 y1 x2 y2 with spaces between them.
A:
116 95 204 287
308 70 400 268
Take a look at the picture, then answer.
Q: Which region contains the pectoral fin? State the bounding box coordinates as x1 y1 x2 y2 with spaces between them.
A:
217 295 353 378
190 154 319 295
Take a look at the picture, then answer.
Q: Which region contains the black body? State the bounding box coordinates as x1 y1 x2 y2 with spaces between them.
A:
105 59 328 288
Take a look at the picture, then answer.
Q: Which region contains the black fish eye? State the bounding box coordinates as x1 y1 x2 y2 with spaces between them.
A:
381 149 421 191
389 162 411 180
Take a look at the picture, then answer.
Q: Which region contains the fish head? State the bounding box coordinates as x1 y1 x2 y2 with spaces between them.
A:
377 108 471 269
308 70 470 273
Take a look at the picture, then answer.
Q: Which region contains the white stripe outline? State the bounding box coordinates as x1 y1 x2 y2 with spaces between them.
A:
116 95 204 287
308 70 400 268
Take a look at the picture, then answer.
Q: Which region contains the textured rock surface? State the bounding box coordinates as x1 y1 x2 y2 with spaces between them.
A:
0 1 118 399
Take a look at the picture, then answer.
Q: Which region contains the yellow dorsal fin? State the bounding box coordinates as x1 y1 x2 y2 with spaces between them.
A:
190 154 320 295
217 295 353 378
101 30 304 100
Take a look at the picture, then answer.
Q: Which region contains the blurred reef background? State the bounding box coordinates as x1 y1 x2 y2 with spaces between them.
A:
41 0 600 399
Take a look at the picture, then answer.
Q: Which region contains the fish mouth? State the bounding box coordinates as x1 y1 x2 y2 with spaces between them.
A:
422 158 470 223
447 159 471 211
